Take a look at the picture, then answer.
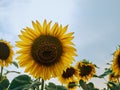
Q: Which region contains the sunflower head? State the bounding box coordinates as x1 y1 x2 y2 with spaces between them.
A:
0 39 14 67
58 66 79 84
75 60 96 81
16 19 76 80
109 73 119 83
112 48 120 76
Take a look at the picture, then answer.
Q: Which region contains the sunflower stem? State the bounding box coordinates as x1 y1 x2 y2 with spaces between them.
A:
41 78 44 90
117 77 120 89
36 78 40 90
0 66 3 81
36 86 39 90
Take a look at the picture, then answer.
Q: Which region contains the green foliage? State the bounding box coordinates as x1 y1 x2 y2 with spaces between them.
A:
68 83 77 88
12 61 19 68
8 74 40 90
95 68 112 78
107 81 120 90
79 80 99 90
8 74 32 90
45 82 67 90
0 78 9 90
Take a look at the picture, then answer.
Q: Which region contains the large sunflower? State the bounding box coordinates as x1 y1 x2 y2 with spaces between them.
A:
16 20 76 80
58 66 79 84
111 49 120 76
0 39 14 67
75 60 96 81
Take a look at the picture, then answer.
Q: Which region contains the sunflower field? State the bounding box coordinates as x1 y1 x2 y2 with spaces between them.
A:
0 20 120 90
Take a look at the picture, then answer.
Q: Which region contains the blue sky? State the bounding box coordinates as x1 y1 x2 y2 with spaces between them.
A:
0 0 120 89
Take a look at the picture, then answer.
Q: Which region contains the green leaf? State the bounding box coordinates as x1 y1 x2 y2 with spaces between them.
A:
45 82 67 90
79 80 99 90
4 71 20 75
0 78 9 90
68 83 76 88
87 82 99 90
93 74 99 78
56 85 67 90
48 82 56 87
8 74 32 90
97 69 112 78
12 61 19 68
79 80 88 90
87 82 94 89
107 81 120 90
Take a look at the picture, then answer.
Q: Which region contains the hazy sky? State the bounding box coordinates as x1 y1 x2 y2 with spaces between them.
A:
0 0 120 89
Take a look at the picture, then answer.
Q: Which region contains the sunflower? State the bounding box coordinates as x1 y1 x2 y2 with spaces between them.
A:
0 39 14 67
58 66 79 84
66 81 78 90
108 73 119 83
75 60 96 82
111 49 120 76
16 19 76 80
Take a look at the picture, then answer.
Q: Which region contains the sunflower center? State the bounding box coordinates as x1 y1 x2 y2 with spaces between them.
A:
31 35 63 66
0 42 10 60
79 65 92 76
62 67 75 78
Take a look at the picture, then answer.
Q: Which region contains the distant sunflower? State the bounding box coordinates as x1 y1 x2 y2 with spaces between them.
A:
16 20 76 80
0 39 14 67
112 49 120 76
75 60 96 81
67 81 78 90
109 73 119 83
58 67 79 84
